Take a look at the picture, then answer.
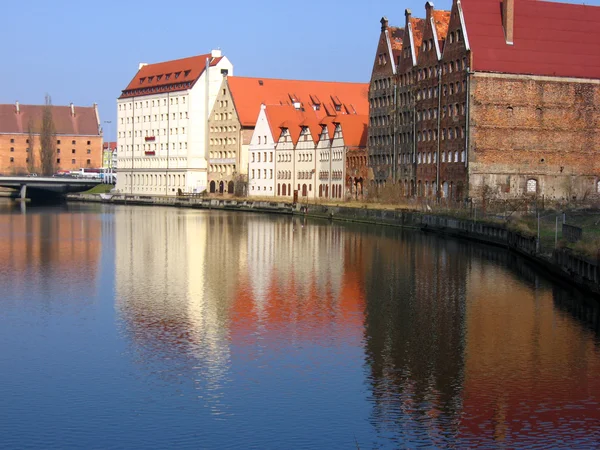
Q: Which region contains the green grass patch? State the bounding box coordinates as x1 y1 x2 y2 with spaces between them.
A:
84 184 114 194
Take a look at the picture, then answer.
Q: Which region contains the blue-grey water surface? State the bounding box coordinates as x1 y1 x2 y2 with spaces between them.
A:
0 202 599 449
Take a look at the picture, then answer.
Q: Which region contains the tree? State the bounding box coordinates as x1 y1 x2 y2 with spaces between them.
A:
27 117 36 174
39 95 57 176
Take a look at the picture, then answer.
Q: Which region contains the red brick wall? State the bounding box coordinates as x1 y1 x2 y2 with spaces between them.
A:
469 74 600 200
0 134 102 175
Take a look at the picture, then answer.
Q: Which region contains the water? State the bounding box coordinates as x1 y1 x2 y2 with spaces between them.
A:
0 202 598 449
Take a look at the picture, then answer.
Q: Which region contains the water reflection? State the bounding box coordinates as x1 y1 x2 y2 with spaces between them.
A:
0 201 102 301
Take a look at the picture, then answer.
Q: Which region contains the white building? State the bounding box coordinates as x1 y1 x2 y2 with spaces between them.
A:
247 104 277 196
116 51 233 195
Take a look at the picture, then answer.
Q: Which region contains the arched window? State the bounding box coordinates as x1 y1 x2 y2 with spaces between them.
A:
527 179 537 193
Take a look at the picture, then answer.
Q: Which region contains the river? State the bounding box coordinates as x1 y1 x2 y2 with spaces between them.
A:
0 202 598 449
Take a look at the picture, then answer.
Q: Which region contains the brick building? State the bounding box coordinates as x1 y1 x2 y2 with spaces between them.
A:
368 18 404 185
0 102 102 175
370 0 600 202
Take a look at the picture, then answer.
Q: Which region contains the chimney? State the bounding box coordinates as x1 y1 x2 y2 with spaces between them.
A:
502 0 514 45
15 101 20 114
211 49 222 58
70 103 75 116
380 16 389 32
405 8 412 22
138 62 148 71
425 2 434 20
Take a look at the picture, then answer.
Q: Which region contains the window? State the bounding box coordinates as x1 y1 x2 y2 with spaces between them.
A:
57 148 61 154
56 158 60 164
87 149 91 154
71 159 76 164
72 140 76 145
87 140 91 145
9 157 14 163
10 147 14 152
527 179 537 193
86 159 91 165
57 140 61 144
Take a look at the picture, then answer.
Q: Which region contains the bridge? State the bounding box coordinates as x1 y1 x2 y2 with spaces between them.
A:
0 176 102 201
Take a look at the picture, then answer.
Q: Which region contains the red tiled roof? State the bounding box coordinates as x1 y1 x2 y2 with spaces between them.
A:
390 26 405 51
103 141 117 150
227 77 369 128
390 26 405 62
0 104 99 135
264 105 306 144
119 54 224 98
432 10 451 43
332 115 368 148
462 0 600 79
410 18 427 59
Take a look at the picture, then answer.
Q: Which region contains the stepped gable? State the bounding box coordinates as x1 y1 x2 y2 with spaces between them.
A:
119 53 223 98
461 0 600 79
228 77 369 127
0 104 99 135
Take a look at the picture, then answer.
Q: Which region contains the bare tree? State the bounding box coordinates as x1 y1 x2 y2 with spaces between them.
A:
27 117 36 174
39 95 56 176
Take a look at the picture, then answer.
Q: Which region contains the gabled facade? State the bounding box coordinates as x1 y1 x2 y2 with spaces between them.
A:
368 18 404 185
247 105 277 196
116 51 233 195
208 76 368 196
373 0 600 202
248 105 368 202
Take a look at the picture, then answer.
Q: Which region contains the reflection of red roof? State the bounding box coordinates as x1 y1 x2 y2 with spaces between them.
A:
228 77 369 127
120 53 224 98
0 104 99 135
462 0 600 79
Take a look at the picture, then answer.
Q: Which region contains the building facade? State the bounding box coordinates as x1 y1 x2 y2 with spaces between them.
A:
368 18 404 185
207 77 368 196
116 51 233 195
371 0 600 202
248 103 368 201
0 102 102 175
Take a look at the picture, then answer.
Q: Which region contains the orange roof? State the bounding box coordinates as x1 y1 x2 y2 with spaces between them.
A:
332 115 368 148
410 17 426 59
227 77 369 127
390 26 405 51
432 10 451 44
263 105 306 144
119 53 224 98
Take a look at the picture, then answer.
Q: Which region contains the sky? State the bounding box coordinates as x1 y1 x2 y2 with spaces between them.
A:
1 0 599 140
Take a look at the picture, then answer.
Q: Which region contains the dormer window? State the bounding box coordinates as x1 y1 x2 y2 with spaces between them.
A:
175 72 181 79
139 77 146 84
184 70 191 77
157 75 163 81
165 73 171 80
148 76 154 82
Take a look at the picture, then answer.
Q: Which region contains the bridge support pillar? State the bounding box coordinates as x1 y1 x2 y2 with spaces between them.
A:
19 184 27 200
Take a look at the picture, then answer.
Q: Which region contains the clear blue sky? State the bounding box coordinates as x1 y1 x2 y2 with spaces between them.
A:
1 0 598 140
